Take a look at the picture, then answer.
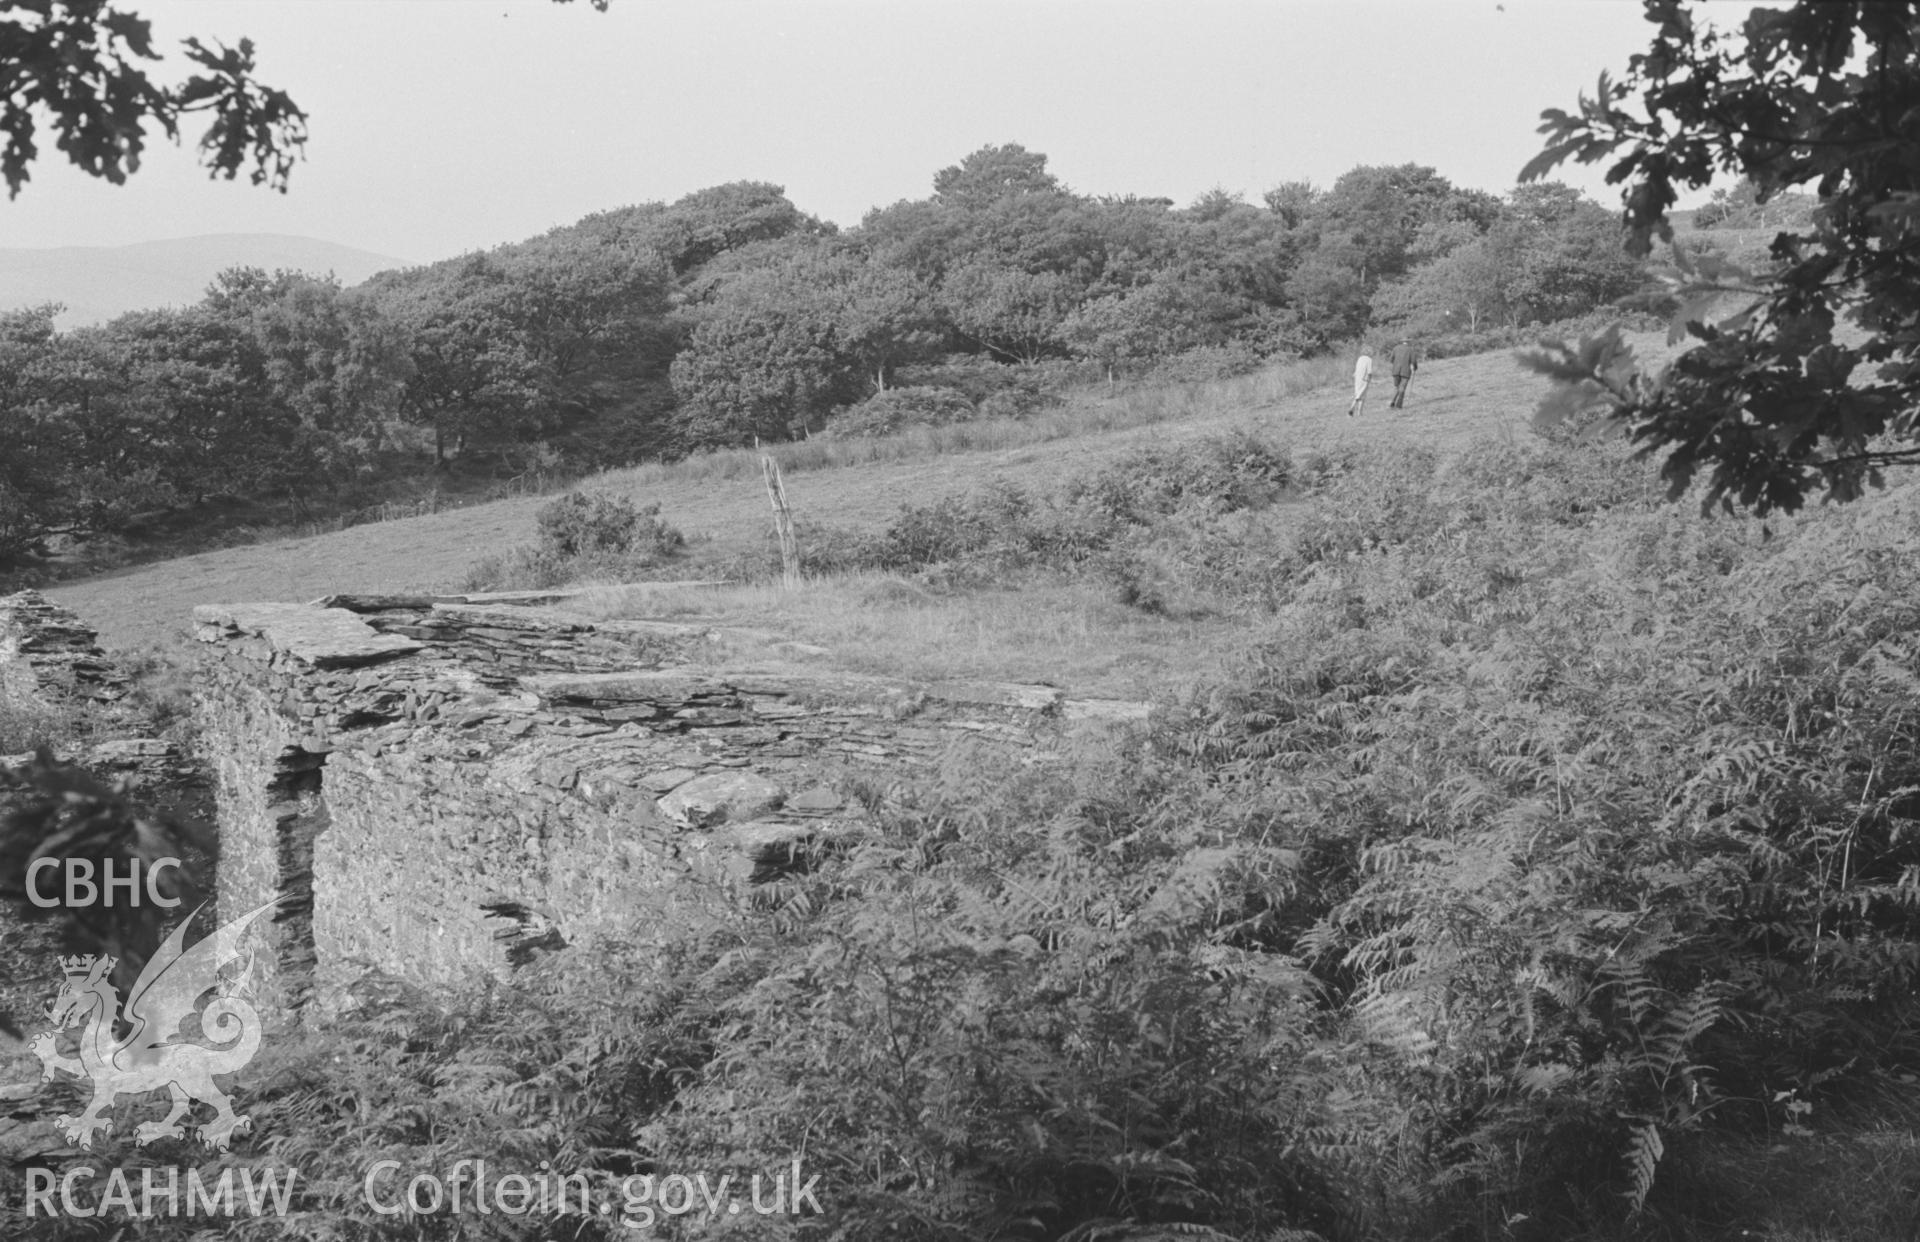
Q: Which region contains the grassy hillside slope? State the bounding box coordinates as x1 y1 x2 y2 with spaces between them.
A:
48 334 1673 658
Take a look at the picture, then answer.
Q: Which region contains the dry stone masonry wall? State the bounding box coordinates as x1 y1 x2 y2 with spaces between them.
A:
193 592 1152 1001
0 590 131 710
0 591 213 1095
1 587 211 851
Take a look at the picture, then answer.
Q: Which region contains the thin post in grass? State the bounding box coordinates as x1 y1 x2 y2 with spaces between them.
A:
761 455 800 589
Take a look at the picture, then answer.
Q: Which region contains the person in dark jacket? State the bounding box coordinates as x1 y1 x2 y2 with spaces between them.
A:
1389 338 1419 409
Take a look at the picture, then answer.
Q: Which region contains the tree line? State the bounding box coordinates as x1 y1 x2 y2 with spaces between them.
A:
0 145 1651 566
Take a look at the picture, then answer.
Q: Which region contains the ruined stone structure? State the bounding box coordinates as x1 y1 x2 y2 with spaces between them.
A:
0 591 207 805
1 590 212 1123
3 582 1149 1019
191 592 1152 1005
0 583 1151 1170
0 591 129 709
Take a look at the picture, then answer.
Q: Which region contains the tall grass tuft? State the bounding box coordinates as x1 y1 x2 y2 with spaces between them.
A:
0 695 81 756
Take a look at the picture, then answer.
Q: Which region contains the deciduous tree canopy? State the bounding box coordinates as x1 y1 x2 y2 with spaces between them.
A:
0 0 305 197
0 0 608 198
1524 0 1920 514
1 138 1657 566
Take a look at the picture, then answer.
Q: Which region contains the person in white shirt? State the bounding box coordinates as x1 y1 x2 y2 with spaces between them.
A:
1348 350 1373 417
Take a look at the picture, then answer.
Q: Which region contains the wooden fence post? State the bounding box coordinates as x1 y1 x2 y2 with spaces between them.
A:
762 455 800 589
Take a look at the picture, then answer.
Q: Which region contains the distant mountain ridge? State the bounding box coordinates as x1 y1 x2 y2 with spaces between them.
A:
0 234 414 327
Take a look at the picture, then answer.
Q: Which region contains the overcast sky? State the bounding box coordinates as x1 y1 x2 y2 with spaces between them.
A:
1 0 1710 265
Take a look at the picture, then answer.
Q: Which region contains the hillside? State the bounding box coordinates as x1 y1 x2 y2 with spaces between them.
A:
20 325 1920 1241
46 336 1667 663
0 234 412 326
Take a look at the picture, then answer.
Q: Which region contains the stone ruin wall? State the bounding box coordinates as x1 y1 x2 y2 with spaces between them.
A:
0 589 214 831
0 584 1132 1152
3 587 1152 1022
189 592 1154 1006
0 591 213 1092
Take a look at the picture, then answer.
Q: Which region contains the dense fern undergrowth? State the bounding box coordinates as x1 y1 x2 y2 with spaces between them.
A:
11 432 1920 1242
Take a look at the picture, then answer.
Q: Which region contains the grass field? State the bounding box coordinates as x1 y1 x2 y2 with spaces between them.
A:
47 329 1679 690
567 575 1254 700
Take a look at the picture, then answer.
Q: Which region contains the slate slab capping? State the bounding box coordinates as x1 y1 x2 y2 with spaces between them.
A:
310 593 465 613
430 604 592 634
193 603 423 669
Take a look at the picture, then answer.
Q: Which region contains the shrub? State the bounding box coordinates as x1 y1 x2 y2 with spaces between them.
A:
534 491 683 560
637 751 1348 1241
894 355 1074 420
872 492 1007 569
709 432 1307 590
1143 340 1266 385
847 433 1300 584
1068 429 1295 527
1101 510 1301 616
1288 447 1444 566
975 383 1060 421
782 518 884 578
1097 436 1660 614
1418 307 1666 360
463 491 686 590
1167 466 1920 1237
822 386 978 438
